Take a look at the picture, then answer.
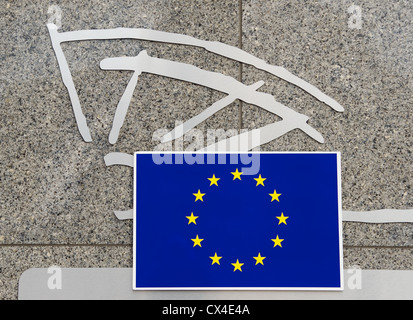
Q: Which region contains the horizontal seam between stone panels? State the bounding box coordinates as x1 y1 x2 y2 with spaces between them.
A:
344 245 413 250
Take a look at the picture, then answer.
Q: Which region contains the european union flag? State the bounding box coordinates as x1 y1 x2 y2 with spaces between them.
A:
133 153 343 290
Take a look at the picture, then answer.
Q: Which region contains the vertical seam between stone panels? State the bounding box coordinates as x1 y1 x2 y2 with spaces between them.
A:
238 0 243 132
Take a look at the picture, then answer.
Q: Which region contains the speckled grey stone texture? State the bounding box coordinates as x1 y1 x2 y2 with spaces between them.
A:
0 0 240 245
241 0 412 246
343 222 413 247
343 247 413 271
0 245 132 300
0 0 412 300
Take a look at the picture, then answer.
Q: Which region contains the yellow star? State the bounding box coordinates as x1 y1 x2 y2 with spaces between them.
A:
210 253 223 265
276 213 289 225
272 235 284 248
191 235 204 248
254 174 267 187
253 253 266 266
186 212 199 225
231 169 243 181
193 190 206 202
231 259 244 272
269 190 282 202
208 174 220 187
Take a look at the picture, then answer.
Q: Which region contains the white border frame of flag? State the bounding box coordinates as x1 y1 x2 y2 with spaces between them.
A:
133 152 344 291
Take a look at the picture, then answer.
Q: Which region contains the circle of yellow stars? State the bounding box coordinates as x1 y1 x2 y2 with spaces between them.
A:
186 169 290 272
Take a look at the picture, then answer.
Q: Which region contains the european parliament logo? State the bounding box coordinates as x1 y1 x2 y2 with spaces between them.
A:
46 22 344 292
133 153 343 290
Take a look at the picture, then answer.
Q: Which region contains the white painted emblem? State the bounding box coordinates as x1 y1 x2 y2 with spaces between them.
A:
47 23 344 148
47 23 412 223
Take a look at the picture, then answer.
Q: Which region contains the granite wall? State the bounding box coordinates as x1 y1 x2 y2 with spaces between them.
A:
0 0 412 299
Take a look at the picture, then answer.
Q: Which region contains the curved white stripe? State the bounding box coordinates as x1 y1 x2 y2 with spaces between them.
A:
104 153 134 220
104 153 134 168
101 52 323 145
114 210 134 221
49 24 344 113
343 209 413 224
116 209 413 222
47 24 92 142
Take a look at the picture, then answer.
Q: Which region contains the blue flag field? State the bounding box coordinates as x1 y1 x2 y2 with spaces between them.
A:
133 152 343 290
